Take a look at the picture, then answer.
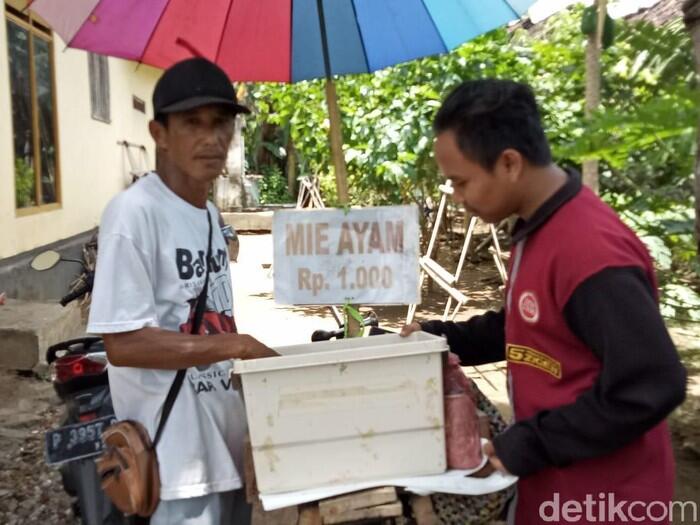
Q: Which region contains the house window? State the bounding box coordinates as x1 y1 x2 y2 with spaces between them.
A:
88 53 110 123
6 5 60 212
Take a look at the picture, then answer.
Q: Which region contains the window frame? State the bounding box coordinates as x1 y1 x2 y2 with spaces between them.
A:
6 6 61 216
88 52 110 123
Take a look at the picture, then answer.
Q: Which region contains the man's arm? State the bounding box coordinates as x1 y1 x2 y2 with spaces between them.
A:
411 308 506 365
88 230 277 369
492 267 687 477
103 328 276 369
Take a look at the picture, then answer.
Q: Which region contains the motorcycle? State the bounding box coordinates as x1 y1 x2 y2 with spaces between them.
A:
31 250 124 525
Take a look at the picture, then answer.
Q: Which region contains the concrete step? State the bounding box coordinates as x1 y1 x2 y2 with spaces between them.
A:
222 211 273 232
0 299 83 371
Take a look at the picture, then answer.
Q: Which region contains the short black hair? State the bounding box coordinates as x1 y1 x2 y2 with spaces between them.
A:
434 79 552 169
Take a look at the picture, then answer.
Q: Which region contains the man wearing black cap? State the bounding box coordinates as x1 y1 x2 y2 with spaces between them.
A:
88 58 275 524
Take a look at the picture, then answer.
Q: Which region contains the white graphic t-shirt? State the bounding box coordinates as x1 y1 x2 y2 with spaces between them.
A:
87 173 247 500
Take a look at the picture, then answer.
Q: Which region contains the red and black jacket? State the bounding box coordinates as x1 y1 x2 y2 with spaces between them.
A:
422 170 686 524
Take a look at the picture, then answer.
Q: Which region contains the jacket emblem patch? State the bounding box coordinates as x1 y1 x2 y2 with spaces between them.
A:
518 290 540 323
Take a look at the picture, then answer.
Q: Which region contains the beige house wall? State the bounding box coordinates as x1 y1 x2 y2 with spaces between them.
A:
0 20 160 259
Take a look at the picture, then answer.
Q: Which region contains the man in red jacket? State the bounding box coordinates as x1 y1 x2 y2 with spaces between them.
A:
402 79 686 524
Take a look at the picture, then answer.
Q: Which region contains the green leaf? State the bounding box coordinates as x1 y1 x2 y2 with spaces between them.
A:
641 235 673 271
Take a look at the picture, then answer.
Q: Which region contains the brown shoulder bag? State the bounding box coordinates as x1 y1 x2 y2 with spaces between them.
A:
95 211 213 517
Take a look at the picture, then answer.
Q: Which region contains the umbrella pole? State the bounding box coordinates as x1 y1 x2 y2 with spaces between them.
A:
316 0 350 205
316 0 359 339
324 79 349 204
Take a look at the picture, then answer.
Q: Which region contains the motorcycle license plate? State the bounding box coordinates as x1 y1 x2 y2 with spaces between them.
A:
45 415 117 466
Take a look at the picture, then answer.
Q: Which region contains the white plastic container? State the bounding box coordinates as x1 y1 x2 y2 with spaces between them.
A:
233 332 448 494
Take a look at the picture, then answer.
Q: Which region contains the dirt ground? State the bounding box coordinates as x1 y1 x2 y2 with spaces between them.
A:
0 370 74 524
669 324 700 520
0 232 698 524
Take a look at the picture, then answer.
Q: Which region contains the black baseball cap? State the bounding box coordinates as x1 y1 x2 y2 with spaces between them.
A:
152 57 250 117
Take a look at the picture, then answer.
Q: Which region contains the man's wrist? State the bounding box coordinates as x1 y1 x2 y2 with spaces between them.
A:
219 333 248 360
419 320 443 336
492 423 553 478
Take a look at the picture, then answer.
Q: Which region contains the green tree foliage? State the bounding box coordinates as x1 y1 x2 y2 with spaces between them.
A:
15 158 36 208
258 164 293 205
244 7 699 320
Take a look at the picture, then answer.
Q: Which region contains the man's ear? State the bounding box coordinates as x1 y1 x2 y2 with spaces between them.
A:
499 149 524 183
149 120 168 151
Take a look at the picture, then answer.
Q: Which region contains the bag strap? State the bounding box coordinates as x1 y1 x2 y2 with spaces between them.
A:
152 210 213 449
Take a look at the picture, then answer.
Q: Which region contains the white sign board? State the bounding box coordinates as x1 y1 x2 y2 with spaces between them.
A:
273 206 420 305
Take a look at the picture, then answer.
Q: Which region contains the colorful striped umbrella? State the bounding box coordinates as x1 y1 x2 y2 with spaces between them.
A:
30 0 534 83
30 0 535 202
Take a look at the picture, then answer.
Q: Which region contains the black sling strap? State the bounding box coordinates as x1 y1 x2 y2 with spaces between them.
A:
152 210 213 449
